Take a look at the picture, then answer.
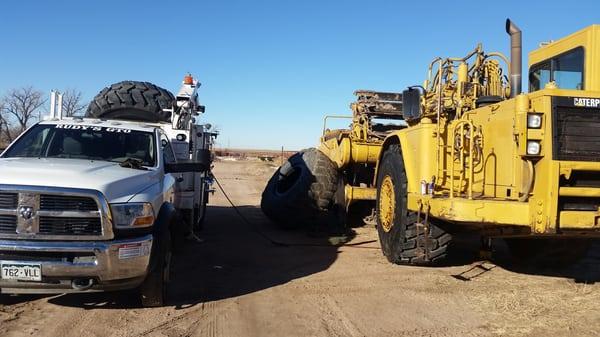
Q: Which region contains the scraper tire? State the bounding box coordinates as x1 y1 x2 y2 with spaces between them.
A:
376 144 452 266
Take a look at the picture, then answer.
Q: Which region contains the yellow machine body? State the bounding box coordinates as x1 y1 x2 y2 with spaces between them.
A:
319 92 404 209
389 88 600 236
320 24 600 237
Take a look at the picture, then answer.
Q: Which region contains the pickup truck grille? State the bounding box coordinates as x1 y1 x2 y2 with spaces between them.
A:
0 193 17 209
0 251 95 263
0 215 17 233
0 186 112 240
40 195 98 211
39 217 102 235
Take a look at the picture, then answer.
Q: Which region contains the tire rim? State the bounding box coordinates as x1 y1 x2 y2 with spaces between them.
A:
379 175 395 233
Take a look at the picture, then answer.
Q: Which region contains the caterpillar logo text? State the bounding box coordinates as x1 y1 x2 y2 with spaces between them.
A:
574 97 600 108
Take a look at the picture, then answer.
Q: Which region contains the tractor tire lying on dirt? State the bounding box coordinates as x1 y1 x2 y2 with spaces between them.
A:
86 81 175 122
261 148 338 229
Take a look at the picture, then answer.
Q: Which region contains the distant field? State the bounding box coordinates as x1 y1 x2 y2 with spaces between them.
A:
214 147 297 162
0 147 295 160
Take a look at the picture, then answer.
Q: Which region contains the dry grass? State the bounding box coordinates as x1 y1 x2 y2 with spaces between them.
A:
469 269 600 336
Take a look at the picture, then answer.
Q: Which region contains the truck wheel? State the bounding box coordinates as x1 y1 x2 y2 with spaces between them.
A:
376 144 452 265
261 148 338 228
140 230 172 307
170 212 187 253
86 81 175 122
505 238 590 266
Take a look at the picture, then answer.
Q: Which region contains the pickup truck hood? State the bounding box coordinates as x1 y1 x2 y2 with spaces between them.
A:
0 158 160 202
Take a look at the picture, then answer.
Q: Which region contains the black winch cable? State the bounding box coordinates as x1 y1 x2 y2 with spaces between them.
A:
212 175 379 249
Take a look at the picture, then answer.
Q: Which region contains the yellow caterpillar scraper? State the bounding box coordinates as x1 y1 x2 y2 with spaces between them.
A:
262 19 600 265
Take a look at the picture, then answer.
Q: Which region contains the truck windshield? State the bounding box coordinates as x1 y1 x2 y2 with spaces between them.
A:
1 124 156 167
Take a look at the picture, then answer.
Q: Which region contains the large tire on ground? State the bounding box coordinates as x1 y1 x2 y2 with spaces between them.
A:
86 81 175 122
375 144 452 265
505 238 591 266
261 148 338 229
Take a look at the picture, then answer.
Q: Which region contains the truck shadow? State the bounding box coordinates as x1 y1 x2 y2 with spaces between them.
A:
0 294 51 306
46 205 342 309
166 205 348 308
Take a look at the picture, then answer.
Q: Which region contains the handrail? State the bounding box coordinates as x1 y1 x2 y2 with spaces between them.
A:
322 115 353 136
450 120 475 199
435 58 443 192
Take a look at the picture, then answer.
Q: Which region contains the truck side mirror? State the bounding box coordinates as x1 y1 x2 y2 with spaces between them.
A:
164 149 211 173
165 162 208 173
402 88 422 121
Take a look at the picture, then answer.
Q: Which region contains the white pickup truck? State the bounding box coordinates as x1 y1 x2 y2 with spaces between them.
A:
0 76 214 306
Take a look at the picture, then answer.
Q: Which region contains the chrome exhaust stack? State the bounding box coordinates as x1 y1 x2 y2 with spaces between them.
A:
506 19 522 98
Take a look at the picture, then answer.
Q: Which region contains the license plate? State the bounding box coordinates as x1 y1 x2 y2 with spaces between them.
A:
1 262 42 281
118 242 151 259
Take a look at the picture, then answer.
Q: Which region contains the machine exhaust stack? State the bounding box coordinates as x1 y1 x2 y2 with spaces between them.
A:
506 19 522 98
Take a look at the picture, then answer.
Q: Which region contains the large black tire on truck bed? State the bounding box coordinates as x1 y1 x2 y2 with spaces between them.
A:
86 81 175 122
261 148 338 229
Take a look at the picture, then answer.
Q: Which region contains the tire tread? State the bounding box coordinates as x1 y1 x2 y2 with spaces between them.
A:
86 81 175 122
261 148 338 228
376 144 452 266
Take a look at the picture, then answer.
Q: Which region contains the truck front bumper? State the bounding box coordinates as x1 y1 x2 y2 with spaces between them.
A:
0 235 153 293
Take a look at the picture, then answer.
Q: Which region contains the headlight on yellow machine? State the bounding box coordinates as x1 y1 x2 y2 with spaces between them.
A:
111 203 155 229
526 140 541 155
527 113 543 129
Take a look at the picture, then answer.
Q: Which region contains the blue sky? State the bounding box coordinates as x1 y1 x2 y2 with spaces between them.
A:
1 0 599 150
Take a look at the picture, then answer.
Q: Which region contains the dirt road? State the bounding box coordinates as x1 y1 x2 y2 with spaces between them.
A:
1 160 600 337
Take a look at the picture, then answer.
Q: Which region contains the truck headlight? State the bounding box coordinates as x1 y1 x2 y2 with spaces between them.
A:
111 203 155 229
527 113 543 129
526 140 541 155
